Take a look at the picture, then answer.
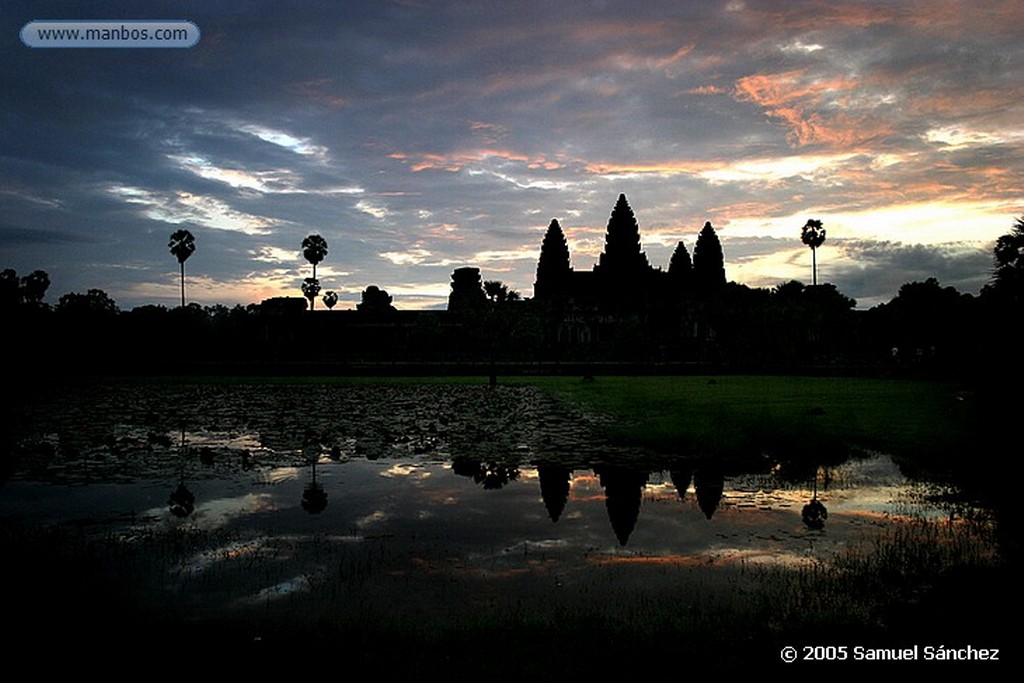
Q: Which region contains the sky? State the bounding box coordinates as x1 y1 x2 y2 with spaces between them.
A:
3 0 1022 310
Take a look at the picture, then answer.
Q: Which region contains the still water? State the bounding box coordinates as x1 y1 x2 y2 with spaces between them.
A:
0 381 984 638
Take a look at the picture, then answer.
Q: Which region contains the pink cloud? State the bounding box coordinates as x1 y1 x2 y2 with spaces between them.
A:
733 70 891 148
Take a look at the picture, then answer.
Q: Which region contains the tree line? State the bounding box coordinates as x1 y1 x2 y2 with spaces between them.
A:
4 216 1021 373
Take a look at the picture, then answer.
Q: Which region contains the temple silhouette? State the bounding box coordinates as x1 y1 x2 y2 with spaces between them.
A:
532 193 724 309
18 191 969 373
439 193 726 363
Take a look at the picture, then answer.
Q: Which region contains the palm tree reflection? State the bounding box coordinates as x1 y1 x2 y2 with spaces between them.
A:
452 456 520 490
169 426 195 518
302 442 328 514
801 466 828 530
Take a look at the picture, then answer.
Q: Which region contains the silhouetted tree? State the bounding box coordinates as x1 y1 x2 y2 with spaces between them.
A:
301 234 328 310
357 285 396 312
168 229 195 308
56 289 118 316
483 280 521 304
994 216 1024 274
322 291 339 310
877 278 974 363
534 218 572 300
301 278 321 310
801 219 826 286
693 221 725 295
19 270 50 308
0 269 20 308
772 279 805 300
986 216 1024 305
479 280 521 384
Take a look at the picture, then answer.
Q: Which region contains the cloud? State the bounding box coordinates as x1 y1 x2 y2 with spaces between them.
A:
0 226 96 246
107 185 276 235
379 249 444 267
3 0 1022 310
235 123 330 162
356 199 389 219
733 70 888 148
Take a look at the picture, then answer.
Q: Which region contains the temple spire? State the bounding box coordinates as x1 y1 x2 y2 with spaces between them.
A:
535 218 572 300
597 194 649 274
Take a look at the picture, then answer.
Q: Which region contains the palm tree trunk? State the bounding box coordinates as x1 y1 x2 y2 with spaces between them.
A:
180 262 186 308
812 247 817 287
310 264 317 311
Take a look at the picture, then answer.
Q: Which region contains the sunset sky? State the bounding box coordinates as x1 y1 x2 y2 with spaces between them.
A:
3 0 1022 310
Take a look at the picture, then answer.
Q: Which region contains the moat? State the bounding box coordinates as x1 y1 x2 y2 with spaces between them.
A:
1 379 1005 673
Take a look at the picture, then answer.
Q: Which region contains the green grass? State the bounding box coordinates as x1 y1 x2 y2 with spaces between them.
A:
72 372 982 461
507 375 979 460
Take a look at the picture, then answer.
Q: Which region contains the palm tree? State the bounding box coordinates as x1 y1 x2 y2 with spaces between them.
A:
988 216 1024 304
483 280 521 304
301 278 321 310
994 216 1024 277
322 291 338 310
800 219 826 286
301 234 328 310
168 229 196 307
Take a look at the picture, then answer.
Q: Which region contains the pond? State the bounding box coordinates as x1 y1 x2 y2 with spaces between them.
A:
0 380 1005 670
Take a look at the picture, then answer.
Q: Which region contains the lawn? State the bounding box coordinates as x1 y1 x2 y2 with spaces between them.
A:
507 375 978 459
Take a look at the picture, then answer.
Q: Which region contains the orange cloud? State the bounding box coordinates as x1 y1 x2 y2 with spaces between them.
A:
734 70 889 148
584 159 717 176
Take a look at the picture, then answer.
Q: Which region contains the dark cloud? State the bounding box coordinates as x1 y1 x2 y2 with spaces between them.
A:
0 226 96 246
3 1 1021 309
833 239 993 306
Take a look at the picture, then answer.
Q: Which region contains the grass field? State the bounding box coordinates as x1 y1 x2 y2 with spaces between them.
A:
509 375 979 460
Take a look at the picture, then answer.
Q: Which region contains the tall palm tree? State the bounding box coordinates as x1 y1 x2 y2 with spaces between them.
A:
994 216 1024 275
301 234 328 310
800 219 826 286
168 229 196 307
989 216 1024 303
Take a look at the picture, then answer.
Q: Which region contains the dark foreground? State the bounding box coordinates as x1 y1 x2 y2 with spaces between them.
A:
1 378 1013 674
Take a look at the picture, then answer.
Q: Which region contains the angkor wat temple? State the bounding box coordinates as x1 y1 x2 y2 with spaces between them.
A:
247 193 811 368
438 193 727 361
245 193 730 366
532 193 725 307
528 193 725 350
25 193 867 374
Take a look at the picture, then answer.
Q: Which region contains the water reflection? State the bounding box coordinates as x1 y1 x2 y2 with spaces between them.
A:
0 382 998 623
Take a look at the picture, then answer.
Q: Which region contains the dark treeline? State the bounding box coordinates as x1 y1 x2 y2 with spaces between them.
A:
3 209 1021 378
2 267 1017 379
